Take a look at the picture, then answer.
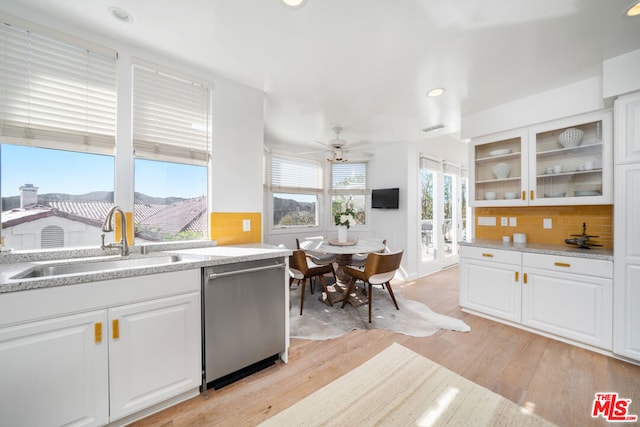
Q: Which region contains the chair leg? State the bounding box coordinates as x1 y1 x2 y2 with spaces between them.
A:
385 281 400 310
341 276 358 308
299 279 306 315
368 282 373 323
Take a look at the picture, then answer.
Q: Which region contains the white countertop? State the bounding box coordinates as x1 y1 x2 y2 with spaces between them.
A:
460 239 613 261
0 243 292 294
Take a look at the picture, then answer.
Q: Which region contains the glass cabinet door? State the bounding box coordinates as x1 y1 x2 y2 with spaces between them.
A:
471 130 526 206
529 111 612 205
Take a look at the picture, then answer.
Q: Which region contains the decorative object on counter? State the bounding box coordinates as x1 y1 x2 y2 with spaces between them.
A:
485 191 497 200
489 148 512 157
334 203 356 243
504 192 517 199
513 233 527 243
558 127 584 148
502 236 511 243
492 162 511 179
564 222 602 249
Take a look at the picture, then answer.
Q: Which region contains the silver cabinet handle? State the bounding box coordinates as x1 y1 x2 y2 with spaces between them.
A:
208 263 285 280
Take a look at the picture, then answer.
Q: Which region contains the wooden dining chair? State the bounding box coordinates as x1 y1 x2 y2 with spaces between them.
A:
289 250 336 315
342 250 403 323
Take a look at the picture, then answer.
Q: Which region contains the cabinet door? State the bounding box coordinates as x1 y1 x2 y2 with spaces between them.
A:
108 292 201 421
0 311 109 427
528 110 613 205
614 91 640 164
614 164 640 360
522 268 612 350
459 258 521 322
470 129 528 206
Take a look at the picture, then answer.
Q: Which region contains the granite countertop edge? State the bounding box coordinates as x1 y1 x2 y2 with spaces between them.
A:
460 239 614 261
0 243 292 294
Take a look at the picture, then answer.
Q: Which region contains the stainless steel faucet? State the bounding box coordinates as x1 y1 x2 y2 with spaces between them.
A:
101 205 130 256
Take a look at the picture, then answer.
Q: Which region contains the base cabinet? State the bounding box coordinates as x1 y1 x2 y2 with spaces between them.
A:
459 246 521 322
0 269 201 427
460 246 613 351
0 311 109 427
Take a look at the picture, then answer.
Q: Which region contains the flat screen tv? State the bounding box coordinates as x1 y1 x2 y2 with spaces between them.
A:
371 188 399 209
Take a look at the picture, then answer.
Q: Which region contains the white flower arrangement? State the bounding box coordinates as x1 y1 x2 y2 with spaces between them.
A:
334 207 357 229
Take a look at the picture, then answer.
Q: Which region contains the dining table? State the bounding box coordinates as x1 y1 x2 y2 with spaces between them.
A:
298 238 386 306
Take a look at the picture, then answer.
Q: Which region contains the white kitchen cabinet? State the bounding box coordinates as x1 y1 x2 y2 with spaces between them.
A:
521 253 612 350
0 269 201 426
470 110 612 206
0 310 109 427
613 91 640 362
460 245 613 351
459 246 522 322
109 292 201 420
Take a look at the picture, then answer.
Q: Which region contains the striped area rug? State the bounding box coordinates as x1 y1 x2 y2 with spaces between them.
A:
259 343 556 427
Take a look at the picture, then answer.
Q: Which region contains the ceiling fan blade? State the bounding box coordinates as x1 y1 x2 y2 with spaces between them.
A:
346 140 369 149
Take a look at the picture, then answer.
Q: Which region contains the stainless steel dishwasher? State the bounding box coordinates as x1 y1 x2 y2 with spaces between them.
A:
202 257 286 389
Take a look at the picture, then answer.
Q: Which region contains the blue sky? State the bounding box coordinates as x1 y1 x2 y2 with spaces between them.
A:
1 145 206 199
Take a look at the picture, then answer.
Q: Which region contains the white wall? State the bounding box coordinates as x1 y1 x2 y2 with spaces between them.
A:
603 48 640 99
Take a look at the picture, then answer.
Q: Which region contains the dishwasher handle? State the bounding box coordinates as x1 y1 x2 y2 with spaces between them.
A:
208 262 286 280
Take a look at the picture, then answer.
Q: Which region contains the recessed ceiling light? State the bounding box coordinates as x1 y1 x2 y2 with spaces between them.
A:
109 7 132 22
427 87 446 97
626 1 640 16
281 0 307 9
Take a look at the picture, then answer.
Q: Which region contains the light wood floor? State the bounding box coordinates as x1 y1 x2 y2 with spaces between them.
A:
131 266 640 427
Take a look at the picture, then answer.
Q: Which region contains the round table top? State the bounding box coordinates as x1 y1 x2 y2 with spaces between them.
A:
300 238 385 255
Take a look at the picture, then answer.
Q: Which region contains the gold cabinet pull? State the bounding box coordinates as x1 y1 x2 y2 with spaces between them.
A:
521 190 526 200
554 262 571 268
530 190 534 200
112 319 120 340
523 273 528 284
95 322 102 343
515 271 519 282
482 253 494 257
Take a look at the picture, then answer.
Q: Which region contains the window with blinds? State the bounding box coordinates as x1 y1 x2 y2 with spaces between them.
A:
0 21 117 153
270 155 322 227
330 162 369 226
132 63 212 165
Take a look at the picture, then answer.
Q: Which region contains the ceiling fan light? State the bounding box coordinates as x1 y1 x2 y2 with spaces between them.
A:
281 0 307 9
626 1 640 16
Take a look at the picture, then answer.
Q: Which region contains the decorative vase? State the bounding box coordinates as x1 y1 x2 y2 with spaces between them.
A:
337 225 348 243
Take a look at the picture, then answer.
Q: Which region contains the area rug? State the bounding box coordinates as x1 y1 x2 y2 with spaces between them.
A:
289 283 470 340
259 342 556 427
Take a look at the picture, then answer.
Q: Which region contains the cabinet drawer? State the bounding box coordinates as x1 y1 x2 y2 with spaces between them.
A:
460 246 521 265
522 253 612 279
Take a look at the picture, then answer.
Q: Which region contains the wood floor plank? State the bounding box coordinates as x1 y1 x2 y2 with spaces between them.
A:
130 265 640 427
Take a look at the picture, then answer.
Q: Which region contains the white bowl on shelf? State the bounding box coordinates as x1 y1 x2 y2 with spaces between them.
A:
485 191 497 200
558 128 584 148
489 148 512 157
504 192 517 199
492 162 511 179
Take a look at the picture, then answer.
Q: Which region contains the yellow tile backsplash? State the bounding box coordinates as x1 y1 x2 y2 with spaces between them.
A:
210 212 262 245
474 205 613 248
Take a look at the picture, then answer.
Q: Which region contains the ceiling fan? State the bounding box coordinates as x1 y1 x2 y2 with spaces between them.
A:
301 126 371 163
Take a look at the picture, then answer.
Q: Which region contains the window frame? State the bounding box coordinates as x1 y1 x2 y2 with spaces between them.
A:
329 161 371 230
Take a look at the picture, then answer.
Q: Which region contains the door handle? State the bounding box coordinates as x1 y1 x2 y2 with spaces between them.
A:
515 271 519 282
208 263 286 280
112 319 120 340
523 273 528 284
530 190 534 200
521 190 525 200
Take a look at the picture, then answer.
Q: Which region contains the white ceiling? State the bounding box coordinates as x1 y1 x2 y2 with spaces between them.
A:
2 0 640 153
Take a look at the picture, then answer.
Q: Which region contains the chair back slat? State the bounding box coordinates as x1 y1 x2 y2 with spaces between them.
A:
289 250 309 274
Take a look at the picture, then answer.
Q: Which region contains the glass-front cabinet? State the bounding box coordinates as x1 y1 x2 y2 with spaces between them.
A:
470 110 612 206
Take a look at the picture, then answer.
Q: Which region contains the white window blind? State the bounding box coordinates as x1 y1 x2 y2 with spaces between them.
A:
0 21 117 153
271 156 322 193
443 161 461 176
331 162 370 195
133 64 211 165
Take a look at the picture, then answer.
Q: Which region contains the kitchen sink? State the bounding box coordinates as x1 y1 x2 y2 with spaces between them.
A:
12 254 182 279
